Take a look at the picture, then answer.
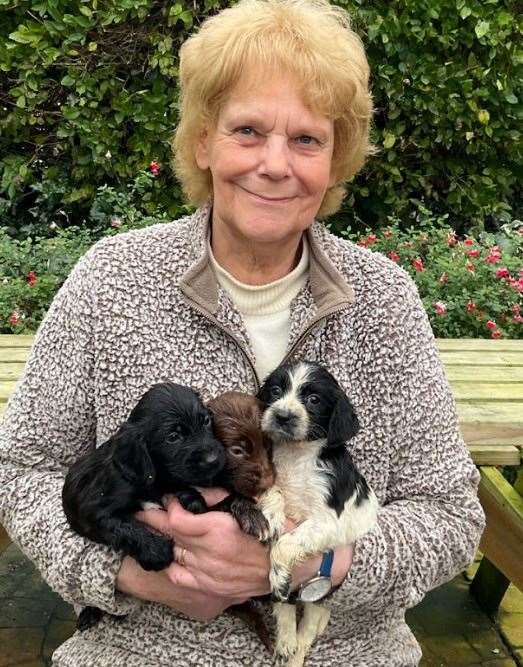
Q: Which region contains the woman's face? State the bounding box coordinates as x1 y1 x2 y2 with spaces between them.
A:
195 74 335 245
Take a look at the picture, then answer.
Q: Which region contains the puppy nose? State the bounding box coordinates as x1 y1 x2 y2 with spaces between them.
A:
203 452 219 464
274 409 294 426
260 469 275 490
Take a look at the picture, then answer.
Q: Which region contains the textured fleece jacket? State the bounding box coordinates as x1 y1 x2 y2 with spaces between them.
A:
0 204 485 667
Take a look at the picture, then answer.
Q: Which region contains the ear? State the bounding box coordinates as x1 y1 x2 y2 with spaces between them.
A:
327 394 359 448
195 128 210 170
111 422 155 487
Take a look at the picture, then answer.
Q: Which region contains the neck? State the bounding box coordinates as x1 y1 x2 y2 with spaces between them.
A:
210 218 304 286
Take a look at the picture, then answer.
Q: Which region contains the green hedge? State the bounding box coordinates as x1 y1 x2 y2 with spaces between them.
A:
0 0 521 237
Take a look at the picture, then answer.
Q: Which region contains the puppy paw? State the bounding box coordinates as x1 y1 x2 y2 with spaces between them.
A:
274 635 298 665
137 536 174 571
231 499 271 541
270 565 292 602
175 489 207 514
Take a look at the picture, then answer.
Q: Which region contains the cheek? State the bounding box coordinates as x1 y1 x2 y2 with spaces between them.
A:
211 143 257 182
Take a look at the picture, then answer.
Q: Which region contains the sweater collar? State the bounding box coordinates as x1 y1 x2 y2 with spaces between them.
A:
179 203 354 317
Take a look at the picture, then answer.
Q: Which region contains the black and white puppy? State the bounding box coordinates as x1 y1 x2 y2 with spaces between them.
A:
257 361 379 667
62 381 226 629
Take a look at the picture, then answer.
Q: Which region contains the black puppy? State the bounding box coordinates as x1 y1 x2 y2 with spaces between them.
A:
62 381 226 629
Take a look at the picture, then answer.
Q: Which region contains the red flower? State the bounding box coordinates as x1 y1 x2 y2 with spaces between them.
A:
439 272 448 284
8 311 20 326
467 249 480 258
149 160 160 177
495 267 510 279
491 329 502 339
412 258 424 272
388 251 400 263
513 314 523 324
465 261 475 273
486 320 497 330
447 232 457 247
517 278 523 293
433 301 447 316
485 253 501 264
466 301 476 313
366 234 377 245
27 271 37 287
357 239 368 247
463 238 475 246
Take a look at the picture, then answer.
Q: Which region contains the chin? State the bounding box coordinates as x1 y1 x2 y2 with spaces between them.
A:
240 209 310 245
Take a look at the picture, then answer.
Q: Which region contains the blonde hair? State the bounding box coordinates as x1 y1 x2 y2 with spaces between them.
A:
171 0 374 218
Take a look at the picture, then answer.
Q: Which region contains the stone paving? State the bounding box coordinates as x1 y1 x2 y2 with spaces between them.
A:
1 527 522 667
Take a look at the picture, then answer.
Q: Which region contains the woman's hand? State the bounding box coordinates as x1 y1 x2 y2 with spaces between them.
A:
136 490 272 604
116 555 237 622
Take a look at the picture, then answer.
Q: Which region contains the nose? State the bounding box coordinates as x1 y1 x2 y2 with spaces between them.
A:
274 409 295 426
260 468 275 490
199 444 225 471
259 136 291 180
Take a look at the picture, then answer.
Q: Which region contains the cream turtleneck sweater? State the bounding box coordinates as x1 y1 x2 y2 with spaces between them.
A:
208 238 309 382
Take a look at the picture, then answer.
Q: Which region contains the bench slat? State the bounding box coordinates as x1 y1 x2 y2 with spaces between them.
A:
477 467 523 592
436 339 523 352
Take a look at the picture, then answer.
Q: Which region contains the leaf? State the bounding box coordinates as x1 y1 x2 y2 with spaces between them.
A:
383 133 396 149
460 7 472 19
475 21 489 39
61 75 75 87
477 109 490 125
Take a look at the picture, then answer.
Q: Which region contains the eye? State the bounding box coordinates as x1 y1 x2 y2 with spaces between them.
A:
203 414 212 427
270 386 283 399
306 394 320 406
296 135 317 145
235 126 257 137
229 445 246 458
165 429 182 445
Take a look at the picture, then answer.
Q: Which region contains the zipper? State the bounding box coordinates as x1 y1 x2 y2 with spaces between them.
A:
184 296 351 393
280 302 351 367
182 296 262 392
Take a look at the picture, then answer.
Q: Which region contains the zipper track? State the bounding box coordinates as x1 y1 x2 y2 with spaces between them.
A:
184 298 262 392
280 302 350 367
184 297 350 393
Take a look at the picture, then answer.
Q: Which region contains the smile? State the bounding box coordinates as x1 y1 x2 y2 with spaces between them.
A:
241 187 294 203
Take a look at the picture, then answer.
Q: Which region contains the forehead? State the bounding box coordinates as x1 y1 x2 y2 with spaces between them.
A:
219 73 333 135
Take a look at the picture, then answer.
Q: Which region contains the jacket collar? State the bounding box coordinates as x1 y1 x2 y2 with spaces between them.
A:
179 203 354 317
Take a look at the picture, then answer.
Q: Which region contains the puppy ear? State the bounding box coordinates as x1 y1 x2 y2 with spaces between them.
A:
111 422 155 487
327 394 359 448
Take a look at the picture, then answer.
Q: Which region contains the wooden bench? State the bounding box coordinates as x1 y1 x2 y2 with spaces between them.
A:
1 335 522 612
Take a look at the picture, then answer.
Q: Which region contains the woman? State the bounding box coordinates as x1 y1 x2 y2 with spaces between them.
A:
0 0 484 665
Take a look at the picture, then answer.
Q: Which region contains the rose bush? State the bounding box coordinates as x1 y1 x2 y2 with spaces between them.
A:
2 200 521 337
337 205 522 339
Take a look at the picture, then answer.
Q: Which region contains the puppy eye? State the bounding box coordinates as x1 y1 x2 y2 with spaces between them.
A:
229 445 246 457
203 414 212 427
270 386 283 399
307 394 320 405
166 431 182 444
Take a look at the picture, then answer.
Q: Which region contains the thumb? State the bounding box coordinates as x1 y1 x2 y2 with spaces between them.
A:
164 496 215 538
135 507 172 535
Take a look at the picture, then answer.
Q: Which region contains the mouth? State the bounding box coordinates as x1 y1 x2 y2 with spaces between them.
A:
241 187 294 204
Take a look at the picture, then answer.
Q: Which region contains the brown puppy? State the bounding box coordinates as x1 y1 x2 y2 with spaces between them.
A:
207 391 275 651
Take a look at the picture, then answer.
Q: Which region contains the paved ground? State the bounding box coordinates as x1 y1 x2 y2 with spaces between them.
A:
1 527 521 666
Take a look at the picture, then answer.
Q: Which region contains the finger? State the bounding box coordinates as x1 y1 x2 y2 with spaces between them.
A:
164 496 219 538
166 562 200 591
196 486 230 506
173 544 192 568
135 508 171 535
